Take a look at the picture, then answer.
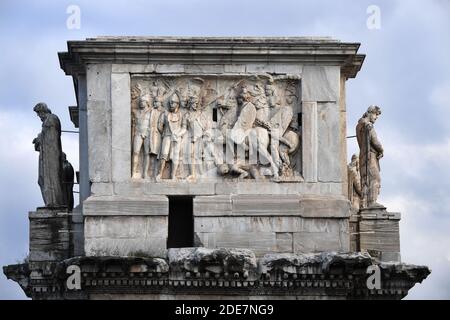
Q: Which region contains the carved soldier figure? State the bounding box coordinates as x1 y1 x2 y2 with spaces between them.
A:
148 80 169 178
147 93 164 177
131 95 152 179
265 79 281 111
249 84 279 179
130 84 142 143
356 105 384 208
178 83 193 178
277 81 301 177
348 154 362 210
32 103 65 207
216 87 239 175
228 85 257 178
150 80 166 100
186 79 214 181
284 82 297 106
266 80 294 177
62 152 74 212
278 125 300 177
156 92 187 180
217 88 239 137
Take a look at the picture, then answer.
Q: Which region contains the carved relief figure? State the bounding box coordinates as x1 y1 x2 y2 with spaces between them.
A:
130 84 142 143
227 85 257 178
215 86 239 175
266 79 294 178
356 105 383 208
278 81 301 177
177 83 191 178
132 95 152 179
185 78 212 181
148 91 165 177
156 92 187 180
249 83 279 179
348 154 362 210
32 103 65 207
150 80 166 100
265 79 280 110
217 87 239 137
284 82 297 106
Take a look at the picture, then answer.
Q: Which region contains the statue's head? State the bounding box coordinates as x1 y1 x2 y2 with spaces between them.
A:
169 92 181 112
150 81 159 96
351 154 359 166
33 102 51 122
188 93 201 111
217 163 230 175
62 152 67 161
265 78 276 96
265 85 275 97
131 84 142 100
139 95 151 109
365 105 381 123
265 81 279 108
219 93 238 111
252 84 269 109
285 82 297 105
153 95 164 109
188 78 204 111
239 85 251 103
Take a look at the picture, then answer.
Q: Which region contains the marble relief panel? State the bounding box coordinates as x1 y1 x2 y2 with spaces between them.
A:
130 74 302 182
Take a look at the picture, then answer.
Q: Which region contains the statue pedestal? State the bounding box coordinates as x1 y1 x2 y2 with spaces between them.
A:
359 206 401 262
349 210 360 252
21 207 71 298
29 207 70 262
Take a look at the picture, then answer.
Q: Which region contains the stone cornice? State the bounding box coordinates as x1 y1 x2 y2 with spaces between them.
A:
58 37 365 79
4 252 430 300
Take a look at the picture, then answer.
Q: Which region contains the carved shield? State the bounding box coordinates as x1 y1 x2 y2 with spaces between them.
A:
269 105 293 137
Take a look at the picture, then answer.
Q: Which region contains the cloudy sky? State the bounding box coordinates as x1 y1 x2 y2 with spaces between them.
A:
1 0 449 299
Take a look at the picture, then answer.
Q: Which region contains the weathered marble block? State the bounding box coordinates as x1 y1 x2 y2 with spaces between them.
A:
193 195 350 256
83 196 168 258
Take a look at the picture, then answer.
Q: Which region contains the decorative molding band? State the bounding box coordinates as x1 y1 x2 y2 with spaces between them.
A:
59 37 365 78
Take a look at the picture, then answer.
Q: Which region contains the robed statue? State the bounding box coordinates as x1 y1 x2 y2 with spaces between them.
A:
356 105 384 208
32 103 65 207
62 152 74 212
347 154 362 210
